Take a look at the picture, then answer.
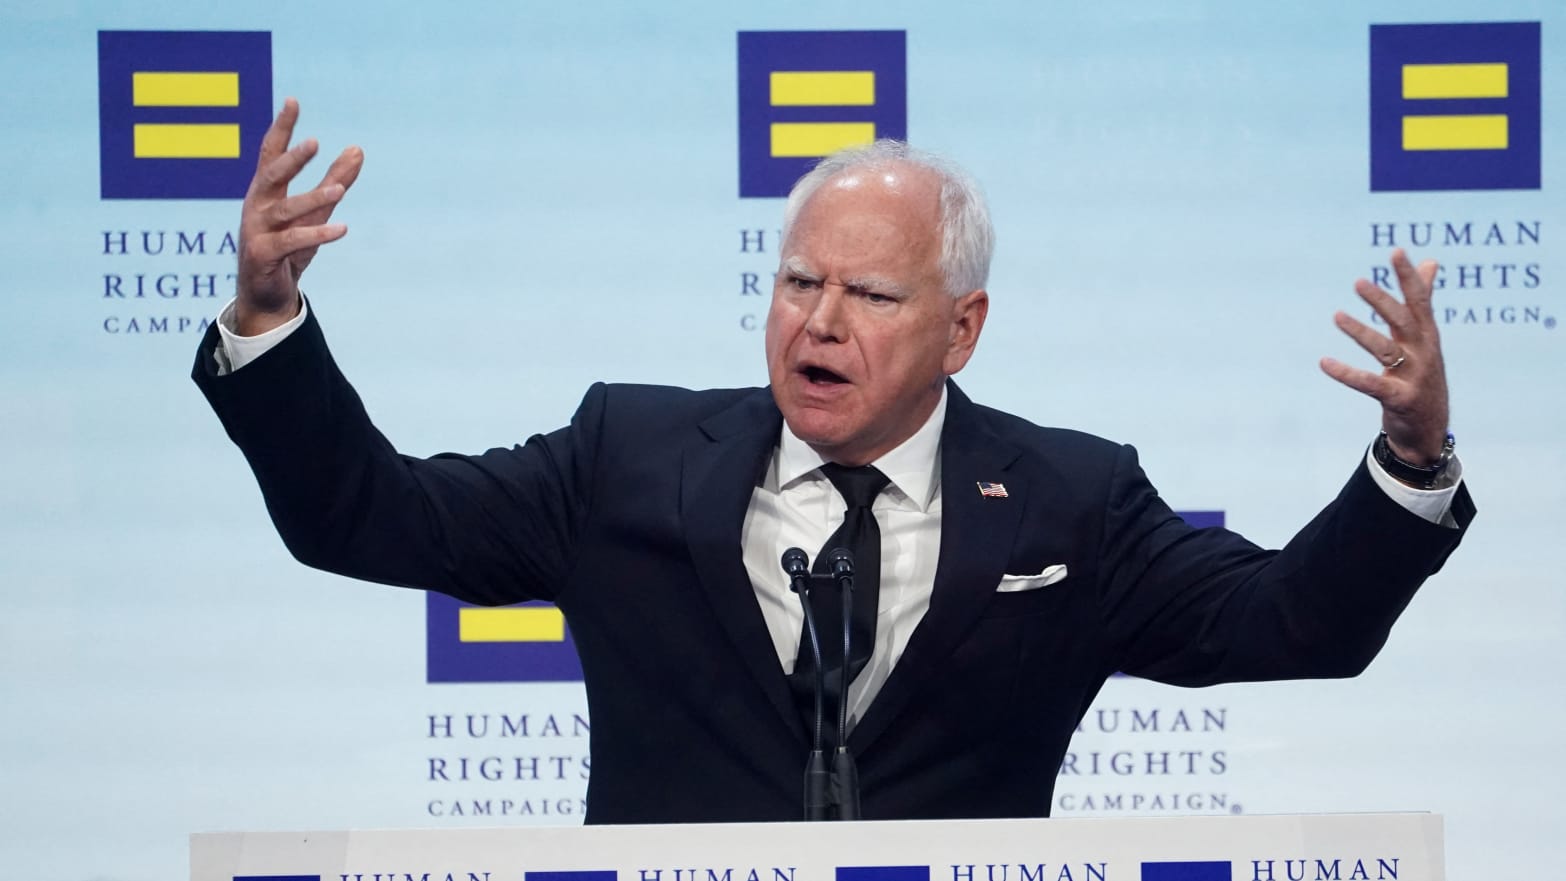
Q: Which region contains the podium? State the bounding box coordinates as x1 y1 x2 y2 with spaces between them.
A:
192 813 1442 881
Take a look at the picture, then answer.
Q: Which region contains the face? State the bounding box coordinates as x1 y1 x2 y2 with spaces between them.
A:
765 164 988 466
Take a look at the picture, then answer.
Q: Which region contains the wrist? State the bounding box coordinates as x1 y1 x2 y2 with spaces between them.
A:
1386 435 1442 466
1373 431 1455 489
234 295 302 337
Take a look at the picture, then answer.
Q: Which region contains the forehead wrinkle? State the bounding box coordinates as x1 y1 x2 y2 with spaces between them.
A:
782 183 940 296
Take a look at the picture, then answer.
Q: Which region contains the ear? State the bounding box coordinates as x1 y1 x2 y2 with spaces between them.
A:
943 288 989 375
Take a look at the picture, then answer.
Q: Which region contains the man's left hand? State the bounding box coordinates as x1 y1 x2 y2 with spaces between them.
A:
1320 248 1450 465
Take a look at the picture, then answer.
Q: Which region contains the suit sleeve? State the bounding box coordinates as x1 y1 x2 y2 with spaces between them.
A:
191 306 603 605
1096 443 1475 686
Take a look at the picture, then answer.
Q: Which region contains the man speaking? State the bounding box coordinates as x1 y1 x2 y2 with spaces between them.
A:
194 100 1473 823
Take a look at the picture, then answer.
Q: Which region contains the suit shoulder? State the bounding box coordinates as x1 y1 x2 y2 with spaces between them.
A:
969 401 1126 464
576 382 769 434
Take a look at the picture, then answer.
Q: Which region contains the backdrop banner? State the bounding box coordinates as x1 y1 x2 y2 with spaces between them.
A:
0 3 1559 880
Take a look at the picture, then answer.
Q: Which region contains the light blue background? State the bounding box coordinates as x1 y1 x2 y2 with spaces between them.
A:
0 2 1560 879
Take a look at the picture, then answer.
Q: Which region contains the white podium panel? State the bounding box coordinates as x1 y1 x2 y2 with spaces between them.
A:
192 813 1442 881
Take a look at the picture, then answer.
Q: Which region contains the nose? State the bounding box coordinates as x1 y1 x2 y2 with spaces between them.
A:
804 286 849 343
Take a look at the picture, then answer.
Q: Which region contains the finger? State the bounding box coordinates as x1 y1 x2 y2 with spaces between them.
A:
1353 278 1415 335
1333 310 1401 366
264 184 345 227
1389 248 1437 313
298 147 365 226
314 145 365 194
247 223 348 265
1391 248 1419 294
1320 356 1393 400
251 137 320 198
1405 258 1441 328
256 97 300 171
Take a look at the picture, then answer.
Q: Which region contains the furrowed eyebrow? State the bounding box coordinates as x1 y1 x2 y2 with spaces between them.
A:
779 257 903 296
841 275 906 296
780 256 820 280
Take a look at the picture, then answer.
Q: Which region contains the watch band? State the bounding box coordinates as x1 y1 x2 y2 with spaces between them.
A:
1372 431 1455 490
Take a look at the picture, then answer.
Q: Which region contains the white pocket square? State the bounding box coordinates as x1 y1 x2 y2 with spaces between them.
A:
995 564 1069 593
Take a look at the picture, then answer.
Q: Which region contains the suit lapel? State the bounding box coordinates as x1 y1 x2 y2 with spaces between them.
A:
849 383 1027 754
679 389 806 745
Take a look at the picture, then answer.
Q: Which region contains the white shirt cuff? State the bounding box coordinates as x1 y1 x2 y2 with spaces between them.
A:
1364 443 1463 528
213 296 309 375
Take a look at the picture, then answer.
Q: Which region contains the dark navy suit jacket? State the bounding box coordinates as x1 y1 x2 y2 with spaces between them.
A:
193 308 1474 823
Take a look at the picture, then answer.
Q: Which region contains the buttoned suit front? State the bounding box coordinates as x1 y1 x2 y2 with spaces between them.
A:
193 308 1474 824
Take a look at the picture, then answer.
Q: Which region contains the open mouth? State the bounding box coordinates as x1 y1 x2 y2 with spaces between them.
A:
801 366 849 385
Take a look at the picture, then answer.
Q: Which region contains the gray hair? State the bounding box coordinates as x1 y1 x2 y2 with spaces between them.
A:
780 140 995 298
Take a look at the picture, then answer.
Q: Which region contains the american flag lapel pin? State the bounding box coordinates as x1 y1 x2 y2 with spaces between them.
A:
977 481 1008 499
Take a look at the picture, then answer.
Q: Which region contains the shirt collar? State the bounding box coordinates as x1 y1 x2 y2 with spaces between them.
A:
774 386 947 512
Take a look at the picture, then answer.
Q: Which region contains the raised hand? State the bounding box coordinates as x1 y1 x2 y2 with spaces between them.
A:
1320 249 1450 466
235 98 364 335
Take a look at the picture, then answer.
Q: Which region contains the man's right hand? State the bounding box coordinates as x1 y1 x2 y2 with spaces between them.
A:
235 98 364 336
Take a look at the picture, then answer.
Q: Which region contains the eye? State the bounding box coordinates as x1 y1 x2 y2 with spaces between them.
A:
789 274 819 290
852 286 896 305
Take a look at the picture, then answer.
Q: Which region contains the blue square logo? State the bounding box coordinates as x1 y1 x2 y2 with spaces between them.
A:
1141 862 1231 881
736 30 907 198
1178 510 1225 530
526 872 617 881
97 30 273 199
426 593 584 683
838 868 929 881
1369 22 1540 192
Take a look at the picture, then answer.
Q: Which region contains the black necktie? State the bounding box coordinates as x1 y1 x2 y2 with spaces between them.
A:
789 463 889 746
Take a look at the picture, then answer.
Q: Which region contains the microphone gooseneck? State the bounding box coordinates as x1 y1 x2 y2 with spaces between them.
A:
782 547 824 753
826 546 862 819
827 547 855 746
781 547 830 821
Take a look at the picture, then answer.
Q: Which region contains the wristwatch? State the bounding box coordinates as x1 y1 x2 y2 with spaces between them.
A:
1372 431 1456 490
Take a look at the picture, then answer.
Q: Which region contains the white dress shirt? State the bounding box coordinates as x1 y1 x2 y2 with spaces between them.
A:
215 297 1463 729
741 386 949 731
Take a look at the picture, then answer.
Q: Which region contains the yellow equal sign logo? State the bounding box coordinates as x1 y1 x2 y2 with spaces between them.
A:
1400 63 1509 151
769 71 877 158
458 606 567 643
131 71 241 158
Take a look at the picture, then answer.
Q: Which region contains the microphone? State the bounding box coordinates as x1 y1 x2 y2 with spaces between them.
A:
781 547 829 821
828 546 855 585
825 547 862 820
782 547 811 596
